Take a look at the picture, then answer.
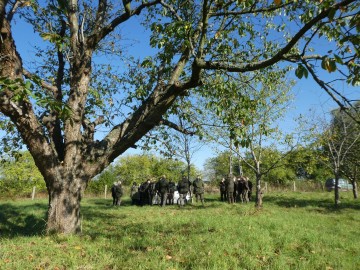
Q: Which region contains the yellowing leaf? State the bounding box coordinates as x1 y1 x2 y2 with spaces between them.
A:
274 0 282 5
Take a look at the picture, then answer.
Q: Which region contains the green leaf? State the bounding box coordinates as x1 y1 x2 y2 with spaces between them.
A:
328 8 336 21
334 54 343 65
295 64 304 79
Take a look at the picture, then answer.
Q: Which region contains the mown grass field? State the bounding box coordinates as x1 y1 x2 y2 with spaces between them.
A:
1 191 359 270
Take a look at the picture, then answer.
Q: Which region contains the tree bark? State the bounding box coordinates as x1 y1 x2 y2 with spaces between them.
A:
352 181 358 199
255 173 262 208
46 174 85 234
334 176 340 206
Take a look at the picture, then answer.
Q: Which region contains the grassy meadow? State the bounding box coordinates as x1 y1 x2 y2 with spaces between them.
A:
0 191 359 270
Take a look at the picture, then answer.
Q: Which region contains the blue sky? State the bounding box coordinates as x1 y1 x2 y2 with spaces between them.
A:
10 10 359 172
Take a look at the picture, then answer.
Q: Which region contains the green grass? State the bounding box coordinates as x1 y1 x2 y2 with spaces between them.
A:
1 192 359 270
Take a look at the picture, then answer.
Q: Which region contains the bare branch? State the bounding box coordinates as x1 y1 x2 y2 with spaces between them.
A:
159 118 196 135
301 59 360 125
210 1 294 17
159 0 182 21
86 0 161 49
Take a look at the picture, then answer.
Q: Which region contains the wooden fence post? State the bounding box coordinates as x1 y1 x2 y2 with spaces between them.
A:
31 186 36 200
104 185 107 199
293 181 296 192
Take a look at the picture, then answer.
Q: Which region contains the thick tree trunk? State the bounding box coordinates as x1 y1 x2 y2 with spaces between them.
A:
46 177 85 234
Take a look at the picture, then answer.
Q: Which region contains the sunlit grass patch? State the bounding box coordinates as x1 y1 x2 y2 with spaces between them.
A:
1 191 359 269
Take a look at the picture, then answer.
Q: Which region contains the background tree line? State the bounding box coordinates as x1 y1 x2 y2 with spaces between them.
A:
0 152 199 197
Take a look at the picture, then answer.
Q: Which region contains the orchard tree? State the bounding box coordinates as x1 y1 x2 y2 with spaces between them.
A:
304 109 360 205
327 107 360 201
0 1 359 233
337 102 360 199
158 108 205 181
202 69 297 207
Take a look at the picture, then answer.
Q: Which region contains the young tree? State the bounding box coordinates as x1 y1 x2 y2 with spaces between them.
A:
305 109 360 205
327 108 360 201
202 69 296 207
338 103 360 199
0 1 358 233
159 108 205 181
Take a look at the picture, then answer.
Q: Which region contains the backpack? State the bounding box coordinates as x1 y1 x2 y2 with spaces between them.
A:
194 179 203 188
178 180 189 193
158 178 168 192
168 182 176 193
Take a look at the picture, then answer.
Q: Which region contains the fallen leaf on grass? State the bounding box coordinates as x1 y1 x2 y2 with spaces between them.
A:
165 255 172 260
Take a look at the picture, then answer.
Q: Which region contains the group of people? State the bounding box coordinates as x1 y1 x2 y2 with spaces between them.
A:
111 174 251 207
219 175 253 204
128 175 205 207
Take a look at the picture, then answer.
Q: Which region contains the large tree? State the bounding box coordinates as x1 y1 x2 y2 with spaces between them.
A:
0 0 359 233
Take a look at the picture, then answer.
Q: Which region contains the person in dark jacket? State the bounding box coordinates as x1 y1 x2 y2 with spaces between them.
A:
139 179 152 206
156 175 169 207
111 182 118 206
130 182 140 205
167 180 176 205
177 176 190 207
111 181 123 206
193 175 205 206
226 174 235 204
219 177 227 202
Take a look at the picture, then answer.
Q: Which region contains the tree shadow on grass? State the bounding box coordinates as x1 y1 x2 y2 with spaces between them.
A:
263 194 360 212
0 202 47 238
